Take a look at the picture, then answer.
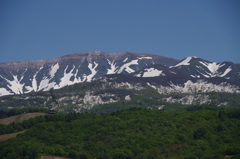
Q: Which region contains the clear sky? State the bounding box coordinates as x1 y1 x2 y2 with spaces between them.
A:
1 0 240 63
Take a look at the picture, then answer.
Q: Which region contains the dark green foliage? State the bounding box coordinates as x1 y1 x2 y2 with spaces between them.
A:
0 107 48 119
186 104 224 111
207 92 240 108
193 128 207 139
228 108 240 119
0 108 240 158
89 95 173 114
49 88 58 105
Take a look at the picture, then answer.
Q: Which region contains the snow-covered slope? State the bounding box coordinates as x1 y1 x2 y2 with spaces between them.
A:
131 57 240 82
132 64 172 77
0 51 178 96
169 57 240 80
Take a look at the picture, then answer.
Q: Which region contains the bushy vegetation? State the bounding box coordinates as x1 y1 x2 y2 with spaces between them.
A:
0 107 48 119
0 107 240 159
207 92 240 107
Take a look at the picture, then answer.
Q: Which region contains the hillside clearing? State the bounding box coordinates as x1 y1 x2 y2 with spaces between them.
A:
0 130 27 142
40 156 68 159
0 112 47 125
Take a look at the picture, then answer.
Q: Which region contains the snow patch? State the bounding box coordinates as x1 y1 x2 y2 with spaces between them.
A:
220 66 232 77
57 65 75 88
107 58 117 74
142 68 163 77
125 95 131 101
117 59 138 73
86 62 98 81
55 65 85 89
199 61 227 77
0 73 25 94
123 57 128 62
49 63 60 78
32 67 43 92
138 57 153 60
191 75 200 78
171 57 196 68
0 88 12 96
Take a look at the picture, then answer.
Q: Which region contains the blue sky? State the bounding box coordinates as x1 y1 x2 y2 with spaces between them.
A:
1 0 240 63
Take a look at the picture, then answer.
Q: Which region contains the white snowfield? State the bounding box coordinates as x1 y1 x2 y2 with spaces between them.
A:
135 68 164 77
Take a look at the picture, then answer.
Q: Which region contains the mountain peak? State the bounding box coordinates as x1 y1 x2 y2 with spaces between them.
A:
171 56 198 68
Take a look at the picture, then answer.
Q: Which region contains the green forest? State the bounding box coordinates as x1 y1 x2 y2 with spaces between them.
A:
0 107 240 159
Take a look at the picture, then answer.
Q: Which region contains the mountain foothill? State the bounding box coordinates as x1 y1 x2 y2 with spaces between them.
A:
0 51 239 112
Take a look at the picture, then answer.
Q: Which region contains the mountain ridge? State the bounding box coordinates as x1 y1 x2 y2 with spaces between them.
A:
0 51 178 70
0 51 179 96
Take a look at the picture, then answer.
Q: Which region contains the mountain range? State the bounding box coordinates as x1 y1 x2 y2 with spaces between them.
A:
0 51 240 112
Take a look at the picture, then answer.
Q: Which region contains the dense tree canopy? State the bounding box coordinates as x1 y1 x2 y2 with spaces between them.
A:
0 107 240 159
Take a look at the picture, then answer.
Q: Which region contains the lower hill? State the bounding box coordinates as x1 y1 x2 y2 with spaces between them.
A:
0 130 26 142
0 107 239 159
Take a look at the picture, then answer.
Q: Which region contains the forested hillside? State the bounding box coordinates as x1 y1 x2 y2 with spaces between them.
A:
0 107 240 159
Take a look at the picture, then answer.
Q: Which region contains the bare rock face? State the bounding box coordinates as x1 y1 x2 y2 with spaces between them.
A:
0 51 179 96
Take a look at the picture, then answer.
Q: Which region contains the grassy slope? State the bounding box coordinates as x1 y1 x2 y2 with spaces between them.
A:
0 112 47 125
0 130 27 142
40 156 68 159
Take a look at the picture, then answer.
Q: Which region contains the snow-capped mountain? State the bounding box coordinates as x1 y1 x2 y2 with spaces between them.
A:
0 51 239 101
0 51 178 96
